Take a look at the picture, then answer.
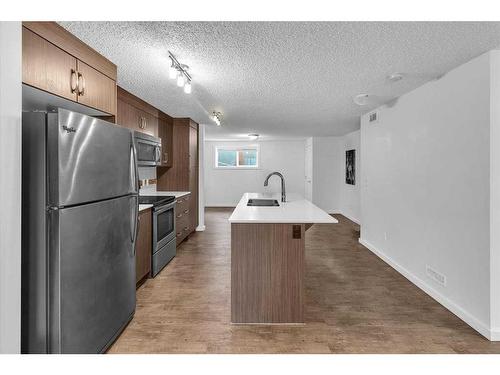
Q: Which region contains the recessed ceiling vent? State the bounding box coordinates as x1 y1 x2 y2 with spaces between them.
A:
368 111 378 124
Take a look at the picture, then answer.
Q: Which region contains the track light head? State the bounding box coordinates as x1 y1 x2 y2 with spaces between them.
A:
212 111 222 126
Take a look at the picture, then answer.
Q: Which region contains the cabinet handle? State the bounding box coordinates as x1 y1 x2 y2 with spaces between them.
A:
77 72 85 96
183 226 189 231
184 209 189 214
163 152 168 163
177 199 183 204
176 213 182 218
176 232 182 237
139 117 147 130
70 69 78 93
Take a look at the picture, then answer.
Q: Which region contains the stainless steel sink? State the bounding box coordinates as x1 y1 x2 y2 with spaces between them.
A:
247 199 280 207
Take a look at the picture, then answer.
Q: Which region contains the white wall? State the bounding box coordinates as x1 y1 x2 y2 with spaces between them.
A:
307 131 361 223
204 140 305 206
0 22 22 353
360 51 499 340
311 137 341 213
338 130 361 223
490 52 500 339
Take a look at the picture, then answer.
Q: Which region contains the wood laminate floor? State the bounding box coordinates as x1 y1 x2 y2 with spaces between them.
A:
108 208 500 353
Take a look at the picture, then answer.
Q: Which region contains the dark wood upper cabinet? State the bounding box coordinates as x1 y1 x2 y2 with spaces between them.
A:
22 22 117 116
22 27 78 102
158 113 173 167
116 86 158 137
76 60 117 116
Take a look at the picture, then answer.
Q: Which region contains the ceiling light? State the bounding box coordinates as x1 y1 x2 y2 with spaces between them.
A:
169 51 192 94
248 133 259 140
168 64 177 79
387 73 404 83
353 93 371 106
212 111 222 126
177 74 185 87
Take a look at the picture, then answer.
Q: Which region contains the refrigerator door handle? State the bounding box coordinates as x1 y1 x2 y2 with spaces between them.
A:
130 134 139 194
130 132 139 254
130 194 139 256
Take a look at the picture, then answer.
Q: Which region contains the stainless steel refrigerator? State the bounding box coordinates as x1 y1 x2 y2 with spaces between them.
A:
22 108 139 353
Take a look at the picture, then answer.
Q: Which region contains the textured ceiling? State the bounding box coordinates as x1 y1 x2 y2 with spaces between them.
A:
60 22 500 139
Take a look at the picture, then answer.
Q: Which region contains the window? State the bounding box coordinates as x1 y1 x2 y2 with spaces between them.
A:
215 145 259 169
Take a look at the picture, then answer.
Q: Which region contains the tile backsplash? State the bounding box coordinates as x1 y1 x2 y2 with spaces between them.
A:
138 167 156 180
138 167 157 191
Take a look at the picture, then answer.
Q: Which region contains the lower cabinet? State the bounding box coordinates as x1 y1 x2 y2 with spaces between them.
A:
175 193 193 245
136 208 152 285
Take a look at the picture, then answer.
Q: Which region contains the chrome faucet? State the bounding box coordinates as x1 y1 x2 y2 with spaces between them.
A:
264 172 286 202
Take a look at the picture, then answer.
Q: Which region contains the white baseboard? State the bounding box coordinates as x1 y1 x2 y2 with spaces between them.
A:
491 330 500 341
359 237 496 341
330 210 360 225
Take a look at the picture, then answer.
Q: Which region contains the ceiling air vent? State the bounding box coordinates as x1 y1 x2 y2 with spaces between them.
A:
368 111 378 123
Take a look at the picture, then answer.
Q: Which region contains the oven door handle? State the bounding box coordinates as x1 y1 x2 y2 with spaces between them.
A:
154 201 176 214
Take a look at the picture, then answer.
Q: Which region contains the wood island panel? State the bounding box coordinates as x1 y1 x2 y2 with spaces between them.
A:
231 223 305 324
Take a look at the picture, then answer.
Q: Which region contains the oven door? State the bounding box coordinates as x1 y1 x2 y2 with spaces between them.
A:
153 202 176 251
135 136 161 167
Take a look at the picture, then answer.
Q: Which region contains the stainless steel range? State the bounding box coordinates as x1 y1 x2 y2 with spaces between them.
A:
139 195 177 276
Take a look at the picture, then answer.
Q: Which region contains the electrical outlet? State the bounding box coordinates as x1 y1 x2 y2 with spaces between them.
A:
426 266 447 286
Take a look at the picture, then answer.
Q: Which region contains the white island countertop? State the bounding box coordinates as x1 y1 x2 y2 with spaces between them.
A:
228 192 338 224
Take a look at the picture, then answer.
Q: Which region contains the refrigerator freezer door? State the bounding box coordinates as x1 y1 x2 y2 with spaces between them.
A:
48 195 137 353
48 108 138 207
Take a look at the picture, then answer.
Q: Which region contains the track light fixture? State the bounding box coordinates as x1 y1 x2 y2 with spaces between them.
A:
168 51 192 94
212 111 222 126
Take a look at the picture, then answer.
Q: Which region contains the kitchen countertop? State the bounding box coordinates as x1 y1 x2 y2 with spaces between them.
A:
139 204 153 212
228 192 338 224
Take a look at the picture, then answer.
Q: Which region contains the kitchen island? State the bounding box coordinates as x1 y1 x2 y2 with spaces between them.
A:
228 192 337 324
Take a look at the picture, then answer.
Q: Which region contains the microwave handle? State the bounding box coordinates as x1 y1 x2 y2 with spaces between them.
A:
156 146 161 163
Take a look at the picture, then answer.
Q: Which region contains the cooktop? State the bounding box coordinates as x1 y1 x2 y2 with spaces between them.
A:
139 195 175 206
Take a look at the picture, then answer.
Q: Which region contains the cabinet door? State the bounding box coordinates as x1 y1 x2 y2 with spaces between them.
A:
189 125 198 168
158 117 172 167
22 27 78 102
136 209 152 284
188 168 198 230
76 60 117 115
116 99 158 137
141 111 158 138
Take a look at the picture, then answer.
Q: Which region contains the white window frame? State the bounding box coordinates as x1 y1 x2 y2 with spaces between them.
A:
214 144 260 169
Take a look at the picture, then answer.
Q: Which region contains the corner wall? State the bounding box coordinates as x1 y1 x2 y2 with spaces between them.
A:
0 21 22 353
360 51 498 339
310 131 361 223
338 130 361 224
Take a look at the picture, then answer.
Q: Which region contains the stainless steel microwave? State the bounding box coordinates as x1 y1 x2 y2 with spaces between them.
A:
134 131 161 167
